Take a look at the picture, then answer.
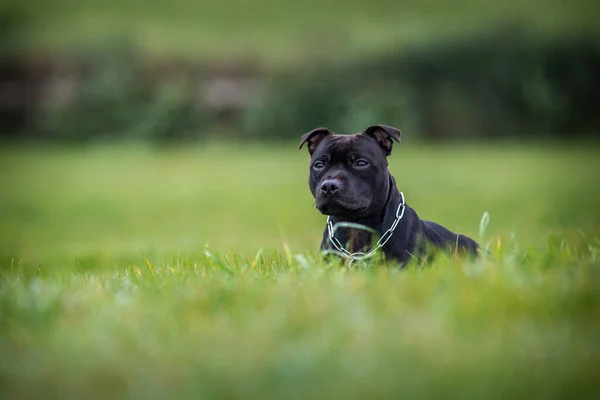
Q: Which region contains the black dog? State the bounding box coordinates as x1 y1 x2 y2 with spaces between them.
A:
299 124 480 265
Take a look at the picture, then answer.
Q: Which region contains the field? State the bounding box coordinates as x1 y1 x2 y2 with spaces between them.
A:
14 0 600 64
1 142 599 398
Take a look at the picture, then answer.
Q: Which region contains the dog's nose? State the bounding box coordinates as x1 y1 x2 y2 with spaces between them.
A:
320 179 340 196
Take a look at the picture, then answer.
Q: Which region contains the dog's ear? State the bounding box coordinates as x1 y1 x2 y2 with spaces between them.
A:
299 127 332 155
362 125 402 156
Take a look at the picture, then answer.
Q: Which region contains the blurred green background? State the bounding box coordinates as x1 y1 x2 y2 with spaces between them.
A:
2 0 599 257
1 1 600 398
1 0 600 142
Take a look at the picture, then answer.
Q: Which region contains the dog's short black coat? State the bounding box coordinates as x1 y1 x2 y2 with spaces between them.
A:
299 124 480 264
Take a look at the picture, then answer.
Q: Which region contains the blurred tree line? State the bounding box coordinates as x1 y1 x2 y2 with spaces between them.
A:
1 3 599 143
251 29 600 141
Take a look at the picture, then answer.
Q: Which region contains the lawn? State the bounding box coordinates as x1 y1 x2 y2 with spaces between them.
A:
14 0 600 65
1 141 599 398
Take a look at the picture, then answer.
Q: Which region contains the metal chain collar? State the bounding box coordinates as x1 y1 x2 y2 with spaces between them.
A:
326 192 406 267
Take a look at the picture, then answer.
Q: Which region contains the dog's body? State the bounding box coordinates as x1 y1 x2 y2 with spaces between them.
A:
299 125 480 265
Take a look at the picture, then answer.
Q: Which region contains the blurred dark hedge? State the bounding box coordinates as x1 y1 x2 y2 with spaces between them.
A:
246 29 600 141
31 44 213 144
1 27 599 143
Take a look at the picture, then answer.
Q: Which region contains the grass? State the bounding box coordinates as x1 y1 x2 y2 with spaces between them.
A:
13 0 600 65
1 141 600 398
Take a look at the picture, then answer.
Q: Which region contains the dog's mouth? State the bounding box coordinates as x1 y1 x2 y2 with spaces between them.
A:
316 197 367 217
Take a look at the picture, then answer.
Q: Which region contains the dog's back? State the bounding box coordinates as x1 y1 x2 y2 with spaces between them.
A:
421 219 480 255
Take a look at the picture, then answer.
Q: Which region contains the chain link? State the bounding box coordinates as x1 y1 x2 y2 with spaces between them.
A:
326 192 406 267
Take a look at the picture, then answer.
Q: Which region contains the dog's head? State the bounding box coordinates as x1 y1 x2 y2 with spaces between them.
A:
299 124 401 220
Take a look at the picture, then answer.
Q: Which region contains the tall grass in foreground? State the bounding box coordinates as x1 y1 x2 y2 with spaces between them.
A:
1 236 599 399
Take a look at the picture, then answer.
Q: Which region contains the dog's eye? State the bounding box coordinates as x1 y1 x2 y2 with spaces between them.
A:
313 161 325 170
355 160 369 168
